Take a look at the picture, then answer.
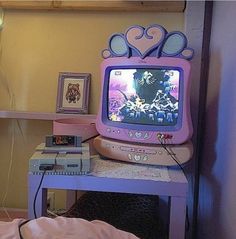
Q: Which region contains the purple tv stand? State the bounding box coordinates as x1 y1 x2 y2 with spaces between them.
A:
28 160 188 239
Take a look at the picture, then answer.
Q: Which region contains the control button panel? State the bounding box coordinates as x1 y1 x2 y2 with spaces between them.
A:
127 153 149 162
125 130 152 140
105 128 175 143
119 146 156 155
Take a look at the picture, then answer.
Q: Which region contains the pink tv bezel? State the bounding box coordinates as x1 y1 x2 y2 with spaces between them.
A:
96 57 192 145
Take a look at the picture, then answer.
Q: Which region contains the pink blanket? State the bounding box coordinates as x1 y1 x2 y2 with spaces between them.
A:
0 216 140 239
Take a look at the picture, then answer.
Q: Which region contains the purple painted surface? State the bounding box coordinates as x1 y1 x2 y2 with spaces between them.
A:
28 168 188 239
169 196 187 239
197 2 236 239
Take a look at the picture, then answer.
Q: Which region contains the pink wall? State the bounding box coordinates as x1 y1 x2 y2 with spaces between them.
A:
197 2 236 238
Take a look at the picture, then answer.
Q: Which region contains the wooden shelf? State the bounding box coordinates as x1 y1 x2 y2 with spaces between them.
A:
0 110 96 121
0 1 185 12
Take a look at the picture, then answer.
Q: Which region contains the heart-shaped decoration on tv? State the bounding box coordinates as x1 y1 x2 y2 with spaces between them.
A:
125 25 166 58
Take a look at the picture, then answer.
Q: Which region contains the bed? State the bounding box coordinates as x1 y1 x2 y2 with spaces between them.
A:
0 216 140 239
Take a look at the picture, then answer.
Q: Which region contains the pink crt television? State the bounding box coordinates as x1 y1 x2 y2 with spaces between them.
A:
96 24 194 145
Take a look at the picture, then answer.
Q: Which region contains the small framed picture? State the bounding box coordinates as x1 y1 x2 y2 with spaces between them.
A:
56 72 91 114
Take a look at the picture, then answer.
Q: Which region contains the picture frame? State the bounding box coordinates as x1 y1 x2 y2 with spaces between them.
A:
56 72 91 114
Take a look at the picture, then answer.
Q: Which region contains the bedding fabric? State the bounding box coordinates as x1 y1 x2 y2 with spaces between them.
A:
0 216 140 239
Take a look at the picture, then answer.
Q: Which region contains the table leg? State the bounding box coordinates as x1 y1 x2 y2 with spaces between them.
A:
169 196 186 239
66 190 77 209
28 174 48 219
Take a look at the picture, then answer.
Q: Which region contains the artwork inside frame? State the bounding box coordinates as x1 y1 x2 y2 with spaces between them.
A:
56 72 91 114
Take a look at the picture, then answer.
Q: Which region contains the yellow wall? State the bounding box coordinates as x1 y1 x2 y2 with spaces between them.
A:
0 9 184 209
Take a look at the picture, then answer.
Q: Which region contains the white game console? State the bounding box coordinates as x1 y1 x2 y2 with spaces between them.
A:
93 136 193 166
29 143 90 175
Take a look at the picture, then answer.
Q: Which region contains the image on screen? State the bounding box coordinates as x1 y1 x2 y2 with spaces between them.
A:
108 68 180 126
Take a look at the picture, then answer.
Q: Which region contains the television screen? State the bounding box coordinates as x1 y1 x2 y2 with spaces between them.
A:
108 68 180 126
